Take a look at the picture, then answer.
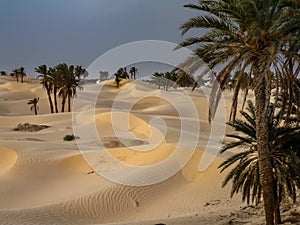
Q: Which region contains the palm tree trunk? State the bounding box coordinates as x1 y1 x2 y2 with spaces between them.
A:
192 81 198 91
274 196 281 225
53 86 58 113
45 84 54 113
34 104 38 115
273 183 281 225
68 94 71 112
254 73 275 225
61 96 66 113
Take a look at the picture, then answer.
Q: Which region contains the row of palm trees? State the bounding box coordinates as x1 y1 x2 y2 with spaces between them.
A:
35 63 87 113
177 0 300 224
152 70 195 91
114 66 138 80
114 66 138 87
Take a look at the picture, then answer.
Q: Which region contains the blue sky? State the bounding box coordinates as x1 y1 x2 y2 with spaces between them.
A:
0 0 201 77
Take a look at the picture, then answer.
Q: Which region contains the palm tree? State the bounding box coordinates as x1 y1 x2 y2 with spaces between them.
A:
219 100 300 224
19 67 26 83
55 64 68 112
48 67 60 113
56 63 80 112
114 73 121 88
74 65 88 82
12 69 19 83
116 67 129 79
35 65 54 113
178 1 300 224
129 66 138 79
27 97 39 115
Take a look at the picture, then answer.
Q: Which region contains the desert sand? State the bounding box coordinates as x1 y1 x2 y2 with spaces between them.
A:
0 76 299 225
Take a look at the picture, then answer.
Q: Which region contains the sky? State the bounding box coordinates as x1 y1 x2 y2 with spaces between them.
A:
0 0 202 78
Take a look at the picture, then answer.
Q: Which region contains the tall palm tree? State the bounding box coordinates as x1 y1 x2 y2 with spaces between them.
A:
35 65 54 113
48 67 60 113
219 100 300 224
129 66 138 79
56 63 80 112
177 1 300 224
12 69 19 83
27 97 39 115
114 73 121 88
19 67 26 83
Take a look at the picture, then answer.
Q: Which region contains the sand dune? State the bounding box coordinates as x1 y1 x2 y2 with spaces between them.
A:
58 153 93 173
1 76 296 225
0 147 18 175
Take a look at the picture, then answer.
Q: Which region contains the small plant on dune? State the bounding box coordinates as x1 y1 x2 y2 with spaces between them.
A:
27 97 39 115
63 134 78 141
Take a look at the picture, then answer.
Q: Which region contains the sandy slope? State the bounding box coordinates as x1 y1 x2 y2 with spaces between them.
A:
0 76 298 225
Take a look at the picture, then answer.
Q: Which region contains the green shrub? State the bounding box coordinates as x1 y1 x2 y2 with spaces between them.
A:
63 134 77 141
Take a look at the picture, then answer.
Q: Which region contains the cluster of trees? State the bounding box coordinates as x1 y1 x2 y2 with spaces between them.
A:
152 70 195 91
129 67 138 79
114 66 138 87
0 67 27 83
35 63 88 113
178 0 300 224
13 67 26 83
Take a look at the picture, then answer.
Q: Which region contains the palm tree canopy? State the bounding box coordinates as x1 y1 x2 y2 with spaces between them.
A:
35 65 53 87
27 97 39 115
178 2 300 223
52 63 81 112
178 0 300 122
54 64 78 96
27 97 39 105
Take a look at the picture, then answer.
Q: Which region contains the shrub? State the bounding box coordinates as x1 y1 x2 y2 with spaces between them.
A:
63 134 78 141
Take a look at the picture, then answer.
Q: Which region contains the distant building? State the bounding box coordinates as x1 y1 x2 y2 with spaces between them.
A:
99 71 109 81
